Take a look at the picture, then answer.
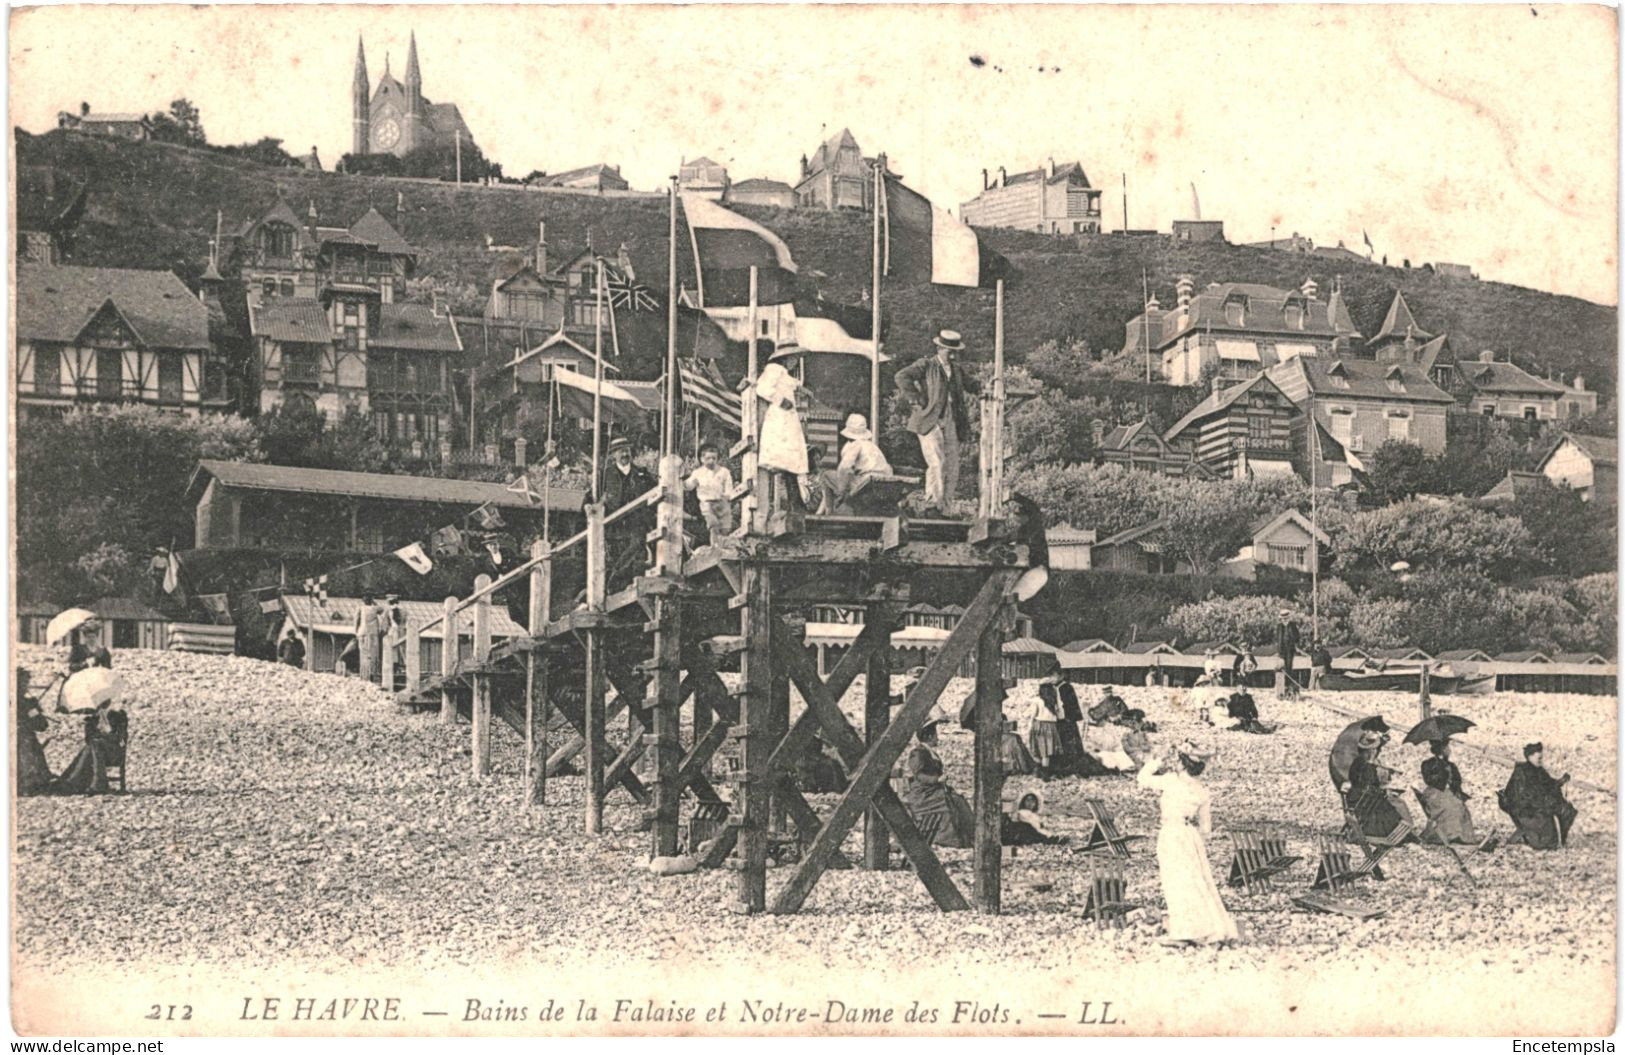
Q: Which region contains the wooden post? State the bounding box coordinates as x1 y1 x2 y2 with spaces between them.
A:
440 596 458 725
525 540 549 807
585 504 607 834
405 623 421 694
651 455 686 856
973 602 1009 913
1419 662 1433 721
736 564 773 911
380 622 396 694
978 280 1006 519
863 602 896 870
471 574 493 781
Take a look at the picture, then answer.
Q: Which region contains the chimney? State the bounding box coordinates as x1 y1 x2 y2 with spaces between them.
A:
1045 157 1055 179
1211 372 1224 395
1574 374 1587 392
535 220 547 274
438 438 452 465
308 199 318 224
1301 277 1318 300
514 437 528 468
800 154 810 179
982 168 989 191
998 166 1006 188
1175 274 1194 310
1147 294 1161 311
1479 349 1495 364
1090 419 1105 447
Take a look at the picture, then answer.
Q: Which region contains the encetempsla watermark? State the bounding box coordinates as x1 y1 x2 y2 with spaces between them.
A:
1513 1042 1615 1053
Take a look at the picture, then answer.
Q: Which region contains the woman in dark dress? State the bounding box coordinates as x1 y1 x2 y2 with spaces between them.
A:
16 671 53 796
896 719 974 847
1041 665 1092 773
54 703 126 796
1343 732 1410 841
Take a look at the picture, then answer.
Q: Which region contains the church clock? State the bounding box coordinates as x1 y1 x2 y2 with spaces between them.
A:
374 117 400 150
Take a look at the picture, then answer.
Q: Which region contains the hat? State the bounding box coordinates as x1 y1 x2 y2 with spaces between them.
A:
1357 730 1383 750
840 413 873 441
607 436 632 454
1361 716 1390 733
1524 742 1544 758
1176 740 1212 763
933 329 965 353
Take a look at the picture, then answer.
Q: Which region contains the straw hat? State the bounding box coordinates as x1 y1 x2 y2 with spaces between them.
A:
841 413 873 441
933 329 965 353
1176 740 1213 763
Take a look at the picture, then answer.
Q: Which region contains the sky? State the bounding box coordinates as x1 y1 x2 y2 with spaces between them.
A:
9 4 1619 304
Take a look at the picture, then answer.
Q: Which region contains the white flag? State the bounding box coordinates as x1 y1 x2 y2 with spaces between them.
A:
393 542 433 575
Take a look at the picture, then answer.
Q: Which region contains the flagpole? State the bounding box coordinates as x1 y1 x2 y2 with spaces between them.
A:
544 376 556 543
743 266 760 531
665 175 680 458
1310 416 1320 640
591 257 605 501
870 157 883 431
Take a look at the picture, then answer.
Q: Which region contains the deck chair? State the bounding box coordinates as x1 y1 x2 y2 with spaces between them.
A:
1292 890 1386 920
683 799 730 854
1411 789 1478 894
1077 799 1145 858
1227 826 1300 893
1497 789 1565 850
1081 861 1136 930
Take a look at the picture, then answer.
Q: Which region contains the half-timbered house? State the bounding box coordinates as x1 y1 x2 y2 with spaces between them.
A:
1161 374 1300 479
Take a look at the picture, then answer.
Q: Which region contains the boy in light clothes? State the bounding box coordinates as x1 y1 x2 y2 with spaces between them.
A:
685 443 735 546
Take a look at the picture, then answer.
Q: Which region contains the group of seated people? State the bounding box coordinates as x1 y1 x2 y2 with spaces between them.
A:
16 629 128 798
1336 716 1579 852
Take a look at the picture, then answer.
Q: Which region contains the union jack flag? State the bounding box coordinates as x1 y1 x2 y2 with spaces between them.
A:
605 265 659 312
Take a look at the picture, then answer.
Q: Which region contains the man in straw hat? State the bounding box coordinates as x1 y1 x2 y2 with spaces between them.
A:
895 329 977 514
816 412 892 514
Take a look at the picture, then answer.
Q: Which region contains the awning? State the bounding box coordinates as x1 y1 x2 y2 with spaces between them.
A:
1215 339 1260 362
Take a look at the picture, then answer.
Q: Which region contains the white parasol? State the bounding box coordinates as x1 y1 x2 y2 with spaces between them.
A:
45 607 97 645
61 668 124 713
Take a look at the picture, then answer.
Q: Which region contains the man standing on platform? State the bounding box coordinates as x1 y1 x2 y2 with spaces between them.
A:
895 329 976 515
597 435 657 587
355 593 380 684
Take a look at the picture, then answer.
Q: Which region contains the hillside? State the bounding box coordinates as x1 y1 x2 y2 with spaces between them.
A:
17 129 1618 397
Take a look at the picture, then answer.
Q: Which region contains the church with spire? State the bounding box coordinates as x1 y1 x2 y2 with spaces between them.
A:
351 33 477 159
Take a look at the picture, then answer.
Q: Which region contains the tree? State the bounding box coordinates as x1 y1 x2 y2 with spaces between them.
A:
1428 414 1524 497
1337 497 1532 580
1165 595 1310 648
147 98 206 147
1512 479 1617 577
1007 462 1167 538
1363 440 1432 504
1006 387 1106 469
219 136 298 168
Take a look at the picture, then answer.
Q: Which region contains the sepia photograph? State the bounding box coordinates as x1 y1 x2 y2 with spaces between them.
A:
5 2 1619 1040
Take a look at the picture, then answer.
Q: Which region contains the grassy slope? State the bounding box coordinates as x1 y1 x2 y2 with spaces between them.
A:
19 129 1618 398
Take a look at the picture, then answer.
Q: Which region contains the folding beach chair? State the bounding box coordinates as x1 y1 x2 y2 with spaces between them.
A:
1081 861 1136 930
1077 799 1146 858
1226 825 1300 893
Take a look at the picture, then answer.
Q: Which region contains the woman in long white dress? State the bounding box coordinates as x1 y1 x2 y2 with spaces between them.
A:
754 362 809 514
1137 742 1239 946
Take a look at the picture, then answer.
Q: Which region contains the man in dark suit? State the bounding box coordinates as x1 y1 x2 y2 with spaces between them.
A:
1274 609 1300 698
894 329 976 514
594 435 656 588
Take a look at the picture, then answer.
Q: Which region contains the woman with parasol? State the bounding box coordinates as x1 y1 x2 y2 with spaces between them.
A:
1137 741 1238 946
52 666 128 796
1343 730 1415 842
1406 714 1481 846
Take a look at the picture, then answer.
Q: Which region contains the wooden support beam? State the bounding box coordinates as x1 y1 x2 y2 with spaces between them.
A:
863 602 900 869
525 542 549 807
405 623 421 696
770 623 966 911
585 503 607 834
740 538 1027 569
770 572 1017 915
439 596 458 725
471 574 493 781
734 565 772 913
973 602 1010 913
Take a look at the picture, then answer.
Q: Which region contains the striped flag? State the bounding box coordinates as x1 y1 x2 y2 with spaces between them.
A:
678 359 742 432
553 369 648 429
505 473 543 506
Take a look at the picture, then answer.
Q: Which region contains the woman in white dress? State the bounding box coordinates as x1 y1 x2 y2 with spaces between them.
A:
754 363 809 513
1137 742 1239 946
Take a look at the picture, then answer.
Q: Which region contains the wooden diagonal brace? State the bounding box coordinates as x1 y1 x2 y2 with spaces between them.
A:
769 571 1017 915
771 623 963 907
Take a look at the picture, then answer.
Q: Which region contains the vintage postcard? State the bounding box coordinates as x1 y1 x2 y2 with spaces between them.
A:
7 2 1619 1040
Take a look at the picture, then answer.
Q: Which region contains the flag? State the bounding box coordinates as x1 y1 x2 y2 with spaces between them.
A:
679 359 742 432
505 473 543 506
682 194 797 307
162 550 184 595
1345 448 1366 473
605 264 659 312
552 368 648 429
792 301 879 357
471 502 505 530
882 175 1000 288
1363 229 1374 252
430 526 469 557
393 542 434 575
